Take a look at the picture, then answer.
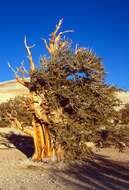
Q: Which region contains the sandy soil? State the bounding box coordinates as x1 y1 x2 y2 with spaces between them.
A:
0 128 129 190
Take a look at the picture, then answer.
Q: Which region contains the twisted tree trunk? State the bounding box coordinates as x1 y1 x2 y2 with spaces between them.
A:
30 91 52 161
8 20 66 161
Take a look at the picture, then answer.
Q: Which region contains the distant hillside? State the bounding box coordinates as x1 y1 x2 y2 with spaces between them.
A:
0 80 129 108
0 80 29 103
116 91 129 104
115 91 129 110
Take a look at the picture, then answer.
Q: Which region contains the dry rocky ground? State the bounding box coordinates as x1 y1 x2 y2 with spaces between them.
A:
0 127 129 190
0 80 129 190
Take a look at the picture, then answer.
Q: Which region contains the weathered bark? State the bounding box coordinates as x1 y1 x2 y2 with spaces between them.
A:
29 91 52 161
9 43 53 162
10 95 53 161
8 20 67 161
11 117 33 137
31 114 52 161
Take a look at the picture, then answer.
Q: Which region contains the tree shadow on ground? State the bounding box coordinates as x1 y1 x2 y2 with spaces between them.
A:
5 134 129 190
53 154 129 190
7 134 34 158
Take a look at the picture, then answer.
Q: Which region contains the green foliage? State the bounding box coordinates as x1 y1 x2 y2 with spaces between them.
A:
29 45 121 160
118 103 129 124
0 96 32 128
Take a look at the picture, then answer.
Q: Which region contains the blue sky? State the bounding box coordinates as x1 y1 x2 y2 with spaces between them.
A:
0 0 129 90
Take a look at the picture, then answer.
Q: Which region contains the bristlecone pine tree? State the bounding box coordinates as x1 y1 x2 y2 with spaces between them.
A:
6 19 121 161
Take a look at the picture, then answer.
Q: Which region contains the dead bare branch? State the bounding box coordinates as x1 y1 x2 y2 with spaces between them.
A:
8 62 29 87
24 36 35 74
43 19 73 55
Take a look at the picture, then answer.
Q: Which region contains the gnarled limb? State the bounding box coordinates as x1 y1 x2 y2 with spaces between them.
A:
24 36 35 74
8 21 71 162
10 116 33 137
8 36 36 85
43 19 73 55
8 62 29 87
30 92 50 123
